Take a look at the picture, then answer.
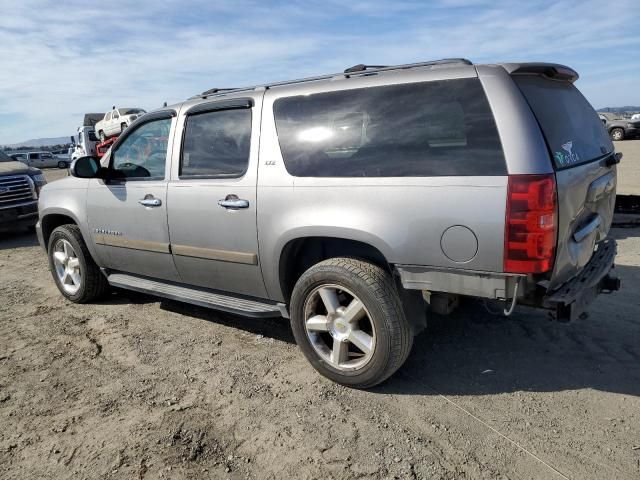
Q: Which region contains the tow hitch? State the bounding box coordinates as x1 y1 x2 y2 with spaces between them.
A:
544 239 619 322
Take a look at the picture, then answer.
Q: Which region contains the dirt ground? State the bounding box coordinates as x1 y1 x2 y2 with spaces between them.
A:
1 168 639 479
612 139 640 195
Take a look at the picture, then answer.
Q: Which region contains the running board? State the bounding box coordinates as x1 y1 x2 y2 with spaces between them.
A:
107 273 287 318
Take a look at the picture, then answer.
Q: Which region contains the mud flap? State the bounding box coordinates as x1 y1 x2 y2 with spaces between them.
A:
544 239 619 322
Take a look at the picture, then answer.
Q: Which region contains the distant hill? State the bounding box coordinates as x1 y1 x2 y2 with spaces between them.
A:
597 106 640 114
2 136 70 148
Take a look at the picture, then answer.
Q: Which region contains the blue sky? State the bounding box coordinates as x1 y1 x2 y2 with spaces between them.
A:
0 0 639 144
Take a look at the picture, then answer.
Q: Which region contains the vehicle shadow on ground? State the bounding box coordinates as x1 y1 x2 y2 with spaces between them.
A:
377 263 640 398
160 300 296 345
0 230 39 250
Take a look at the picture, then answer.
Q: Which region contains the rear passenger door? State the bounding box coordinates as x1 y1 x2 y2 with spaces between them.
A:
167 96 267 298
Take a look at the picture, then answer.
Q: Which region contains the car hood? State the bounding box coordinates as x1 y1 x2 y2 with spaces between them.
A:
0 161 40 176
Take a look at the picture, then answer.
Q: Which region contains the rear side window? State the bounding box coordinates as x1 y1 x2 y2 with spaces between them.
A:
514 76 613 169
180 109 251 178
273 78 505 177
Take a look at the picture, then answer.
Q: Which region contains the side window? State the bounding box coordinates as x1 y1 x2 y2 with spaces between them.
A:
113 110 120 119
29 153 38 160
180 109 251 178
273 78 506 177
111 118 172 179
88 131 98 142
105 112 111 121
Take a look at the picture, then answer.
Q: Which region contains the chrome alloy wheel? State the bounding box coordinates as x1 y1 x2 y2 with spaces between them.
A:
52 239 82 295
303 285 376 371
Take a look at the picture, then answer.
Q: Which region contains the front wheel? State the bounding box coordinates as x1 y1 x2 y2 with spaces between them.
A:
610 128 624 141
47 224 109 303
57 160 67 168
290 257 413 388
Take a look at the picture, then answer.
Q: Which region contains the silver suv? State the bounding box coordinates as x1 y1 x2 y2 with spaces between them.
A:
36 59 621 388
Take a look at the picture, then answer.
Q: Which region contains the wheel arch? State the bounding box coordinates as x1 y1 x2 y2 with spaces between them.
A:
39 209 103 266
277 235 391 303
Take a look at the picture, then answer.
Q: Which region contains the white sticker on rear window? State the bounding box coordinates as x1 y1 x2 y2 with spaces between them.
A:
554 141 580 167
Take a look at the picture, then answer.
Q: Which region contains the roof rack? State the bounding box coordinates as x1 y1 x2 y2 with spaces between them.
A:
191 58 473 99
200 87 236 97
344 64 388 73
343 58 470 74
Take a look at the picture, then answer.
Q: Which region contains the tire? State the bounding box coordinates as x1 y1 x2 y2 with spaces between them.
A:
610 128 624 141
99 130 106 142
121 122 127 134
290 257 413 388
47 224 109 303
57 160 67 168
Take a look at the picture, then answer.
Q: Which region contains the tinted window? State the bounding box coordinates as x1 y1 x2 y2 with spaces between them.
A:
111 118 171 179
514 76 613 169
273 78 505 177
180 109 251 178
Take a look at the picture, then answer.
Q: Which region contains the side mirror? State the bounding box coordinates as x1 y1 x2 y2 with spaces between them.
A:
70 156 103 178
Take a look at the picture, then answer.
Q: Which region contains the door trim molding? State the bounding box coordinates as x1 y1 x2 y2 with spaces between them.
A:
172 244 258 265
94 234 171 254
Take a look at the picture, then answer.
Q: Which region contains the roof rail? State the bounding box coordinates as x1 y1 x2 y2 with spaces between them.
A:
192 87 237 99
191 58 474 99
344 64 388 73
344 58 471 74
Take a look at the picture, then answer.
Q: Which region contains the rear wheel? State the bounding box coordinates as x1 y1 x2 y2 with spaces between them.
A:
57 160 67 168
610 128 624 141
47 224 109 303
290 257 413 388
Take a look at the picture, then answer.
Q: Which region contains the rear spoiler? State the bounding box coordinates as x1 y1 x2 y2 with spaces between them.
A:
500 63 579 83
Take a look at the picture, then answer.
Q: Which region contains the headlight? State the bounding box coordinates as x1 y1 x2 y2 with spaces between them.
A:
32 173 47 185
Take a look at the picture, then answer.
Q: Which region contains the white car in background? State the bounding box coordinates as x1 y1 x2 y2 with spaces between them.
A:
95 107 146 142
24 151 67 168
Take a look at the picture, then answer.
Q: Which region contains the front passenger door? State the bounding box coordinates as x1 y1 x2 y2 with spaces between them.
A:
86 112 179 281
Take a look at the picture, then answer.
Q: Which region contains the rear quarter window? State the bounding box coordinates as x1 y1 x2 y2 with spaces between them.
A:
273 78 506 177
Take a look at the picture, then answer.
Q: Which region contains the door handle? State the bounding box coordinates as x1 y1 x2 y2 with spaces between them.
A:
218 194 249 210
573 215 601 242
138 196 162 207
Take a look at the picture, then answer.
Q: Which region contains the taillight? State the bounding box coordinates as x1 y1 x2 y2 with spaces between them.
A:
504 174 557 273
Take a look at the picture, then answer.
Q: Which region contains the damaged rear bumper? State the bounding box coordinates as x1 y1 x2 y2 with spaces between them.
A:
544 238 620 321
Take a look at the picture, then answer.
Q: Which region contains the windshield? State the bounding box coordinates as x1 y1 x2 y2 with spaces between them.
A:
514 76 613 169
0 150 12 162
119 108 146 115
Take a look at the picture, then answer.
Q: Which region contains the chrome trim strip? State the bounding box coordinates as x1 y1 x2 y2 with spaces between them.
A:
94 234 170 254
0 200 38 210
172 244 258 265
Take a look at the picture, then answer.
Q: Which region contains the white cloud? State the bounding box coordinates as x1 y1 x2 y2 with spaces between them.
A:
0 0 638 144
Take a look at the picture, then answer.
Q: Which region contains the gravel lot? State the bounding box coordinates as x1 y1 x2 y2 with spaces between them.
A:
1 165 639 479
614 140 640 195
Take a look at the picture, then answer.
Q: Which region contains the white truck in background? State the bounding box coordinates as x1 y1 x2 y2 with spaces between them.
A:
70 113 103 162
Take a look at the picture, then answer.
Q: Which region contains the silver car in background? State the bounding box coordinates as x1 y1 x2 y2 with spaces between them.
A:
36 59 620 387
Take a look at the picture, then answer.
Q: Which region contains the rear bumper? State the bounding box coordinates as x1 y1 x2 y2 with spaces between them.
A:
0 201 38 230
543 238 619 321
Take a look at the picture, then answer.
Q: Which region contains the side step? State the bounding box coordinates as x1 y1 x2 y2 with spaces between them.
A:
107 273 287 318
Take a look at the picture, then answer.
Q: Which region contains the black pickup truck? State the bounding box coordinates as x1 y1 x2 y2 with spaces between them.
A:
0 150 47 231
